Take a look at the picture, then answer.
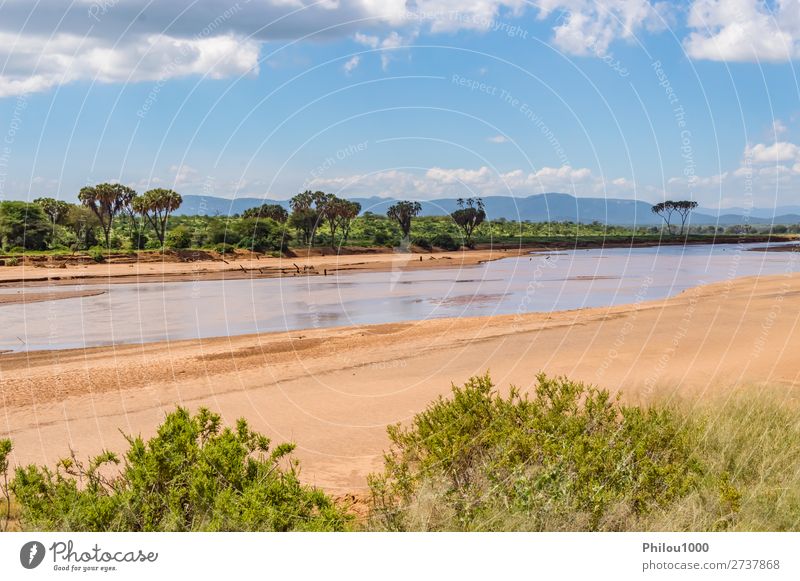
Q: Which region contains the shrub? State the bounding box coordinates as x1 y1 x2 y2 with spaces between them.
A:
368 373 703 531
214 243 236 255
372 231 392 246
235 218 290 253
411 237 432 251
165 226 192 249
9 408 351 532
88 246 105 263
0 438 11 531
5 257 19 267
431 233 460 250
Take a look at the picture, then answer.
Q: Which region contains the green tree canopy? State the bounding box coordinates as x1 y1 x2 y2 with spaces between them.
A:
289 190 327 245
78 183 137 247
0 201 50 251
133 188 183 246
386 200 422 241
33 197 71 226
241 204 289 223
450 197 486 247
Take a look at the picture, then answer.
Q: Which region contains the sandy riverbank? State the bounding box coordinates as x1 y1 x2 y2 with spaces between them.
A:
0 247 519 287
0 288 106 306
1 272 799 493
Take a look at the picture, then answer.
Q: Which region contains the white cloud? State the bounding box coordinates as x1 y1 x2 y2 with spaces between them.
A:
536 0 672 56
0 0 794 99
745 141 800 164
170 164 199 187
488 135 508 143
306 164 627 199
343 55 360 74
353 33 380 48
0 0 528 97
773 119 789 137
355 30 415 70
662 140 800 206
684 0 800 62
0 31 260 98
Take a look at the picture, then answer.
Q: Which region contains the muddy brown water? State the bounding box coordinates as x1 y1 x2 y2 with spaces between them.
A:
1 242 798 352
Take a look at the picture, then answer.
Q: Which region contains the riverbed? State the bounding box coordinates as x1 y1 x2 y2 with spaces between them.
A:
1 242 797 352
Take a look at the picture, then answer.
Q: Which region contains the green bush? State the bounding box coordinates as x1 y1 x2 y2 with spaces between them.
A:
431 233 460 250
214 242 236 255
9 408 351 531
4 257 19 266
372 231 392 246
0 438 11 531
369 373 703 531
165 226 192 249
0 201 50 251
235 218 290 253
88 246 106 263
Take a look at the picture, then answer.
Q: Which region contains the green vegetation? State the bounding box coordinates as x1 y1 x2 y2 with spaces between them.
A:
651 200 699 235
386 200 422 245
450 197 487 247
368 373 702 531
368 374 800 532
0 201 50 250
0 408 350 532
0 187 793 257
2 374 798 532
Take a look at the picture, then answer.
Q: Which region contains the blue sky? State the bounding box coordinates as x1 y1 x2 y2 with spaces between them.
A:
0 1 799 208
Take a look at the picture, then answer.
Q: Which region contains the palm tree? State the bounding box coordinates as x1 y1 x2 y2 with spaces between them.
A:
78 183 137 248
134 188 183 247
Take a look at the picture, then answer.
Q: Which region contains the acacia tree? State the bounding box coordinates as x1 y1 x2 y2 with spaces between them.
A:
335 200 361 245
133 188 183 247
78 183 137 248
651 201 677 235
386 201 422 245
674 200 699 235
242 204 289 223
451 197 486 247
320 195 361 247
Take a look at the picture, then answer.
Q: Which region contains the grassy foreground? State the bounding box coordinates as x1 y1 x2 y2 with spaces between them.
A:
1 374 798 532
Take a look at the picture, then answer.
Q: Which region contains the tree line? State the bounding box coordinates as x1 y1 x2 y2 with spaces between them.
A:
0 185 184 253
0 185 773 256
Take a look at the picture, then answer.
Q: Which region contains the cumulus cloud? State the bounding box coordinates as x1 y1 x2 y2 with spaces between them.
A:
0 31 260 97
3 0 791 98
745 141 800 164
536 0 672 56
662 139 800 206
0 0 529 97
684 0 800 62
305 164 627 199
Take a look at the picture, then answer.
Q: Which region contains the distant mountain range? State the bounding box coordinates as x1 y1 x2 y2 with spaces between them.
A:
175 193 800 226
